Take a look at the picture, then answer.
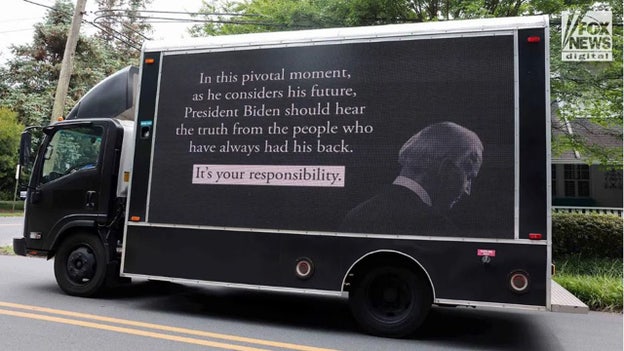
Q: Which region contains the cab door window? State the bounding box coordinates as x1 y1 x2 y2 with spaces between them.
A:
41 126 103 184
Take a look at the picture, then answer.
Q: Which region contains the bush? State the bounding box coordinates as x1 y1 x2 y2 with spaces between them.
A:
0 108 23 199
0 200 24 212
552 213 623 259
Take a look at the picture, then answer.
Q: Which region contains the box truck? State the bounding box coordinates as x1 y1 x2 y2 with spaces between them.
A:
15 15 584 337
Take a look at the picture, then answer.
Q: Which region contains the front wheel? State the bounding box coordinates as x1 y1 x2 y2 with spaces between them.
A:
54 233 109 297
349 266 432 338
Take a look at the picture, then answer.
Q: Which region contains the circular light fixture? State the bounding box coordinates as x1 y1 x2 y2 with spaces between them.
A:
295 258 314 279
509 270 530 293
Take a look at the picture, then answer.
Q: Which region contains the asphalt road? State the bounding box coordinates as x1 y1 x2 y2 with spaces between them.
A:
0 228 621 351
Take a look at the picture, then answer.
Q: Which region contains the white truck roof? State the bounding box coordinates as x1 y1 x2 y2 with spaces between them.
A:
143 15 549 53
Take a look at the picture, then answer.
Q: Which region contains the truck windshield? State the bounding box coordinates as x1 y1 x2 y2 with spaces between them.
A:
40 126 103 184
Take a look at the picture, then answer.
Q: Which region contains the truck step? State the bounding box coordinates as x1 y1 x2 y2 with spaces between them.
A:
550 280 589 314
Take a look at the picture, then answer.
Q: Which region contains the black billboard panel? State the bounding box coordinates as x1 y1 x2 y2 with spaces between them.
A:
147 35 516 239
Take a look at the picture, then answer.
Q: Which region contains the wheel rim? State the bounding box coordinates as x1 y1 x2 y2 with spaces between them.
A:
366 272 412 322
66 246 97 284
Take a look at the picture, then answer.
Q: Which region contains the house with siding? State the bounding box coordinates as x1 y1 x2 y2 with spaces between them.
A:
551 116 623 213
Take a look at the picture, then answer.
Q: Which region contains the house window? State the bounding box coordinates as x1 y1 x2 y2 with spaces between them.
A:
552 164 557 197
564 165 590 197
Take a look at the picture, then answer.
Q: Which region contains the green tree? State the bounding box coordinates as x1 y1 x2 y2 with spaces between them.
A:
0 0 151 127
0 108 24 199
95 0 154 59
190 0 559 34
550 2 623 167
189 0 414 34
0 0 75 126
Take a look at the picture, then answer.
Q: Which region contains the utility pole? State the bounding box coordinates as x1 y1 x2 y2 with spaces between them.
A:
51 0 88 123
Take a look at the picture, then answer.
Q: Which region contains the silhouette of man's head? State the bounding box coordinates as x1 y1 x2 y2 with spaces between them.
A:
398 122 483 212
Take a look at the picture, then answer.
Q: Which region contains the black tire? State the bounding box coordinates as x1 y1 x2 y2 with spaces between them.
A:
349 266 432 338
54 233 109 297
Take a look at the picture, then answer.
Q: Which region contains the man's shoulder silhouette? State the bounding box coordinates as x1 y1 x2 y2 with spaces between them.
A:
340 184 453 236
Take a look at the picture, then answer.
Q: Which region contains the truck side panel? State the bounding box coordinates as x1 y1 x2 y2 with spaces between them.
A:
123 20 549 309
518 28 549 241
124 225 547 306
127 52 161 221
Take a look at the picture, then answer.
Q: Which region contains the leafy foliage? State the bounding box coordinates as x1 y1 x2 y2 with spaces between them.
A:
552 212 623 259
0 0 151 197
95 0 154 57
0 109 24 199
550 2 623 167
190 0 557 34
0 201 24 213
0 0 149 128
0 245 15 255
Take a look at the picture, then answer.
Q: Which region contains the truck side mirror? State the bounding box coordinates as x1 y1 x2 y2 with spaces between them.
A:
19 131 32 167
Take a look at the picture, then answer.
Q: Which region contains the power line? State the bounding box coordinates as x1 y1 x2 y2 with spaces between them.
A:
22 0 144 51
86 19 143 50
94 9 293 29
0 17 45 23
0 28 35 34
92 11 152 41
22 0 57 12
97 14 285 27
20 0 306 47
95 9 265 18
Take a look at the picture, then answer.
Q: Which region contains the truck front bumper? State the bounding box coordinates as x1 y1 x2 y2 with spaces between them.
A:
13 238 26 256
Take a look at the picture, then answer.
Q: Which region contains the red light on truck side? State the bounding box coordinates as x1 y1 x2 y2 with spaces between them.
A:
527 36 541 43
528 233 543 240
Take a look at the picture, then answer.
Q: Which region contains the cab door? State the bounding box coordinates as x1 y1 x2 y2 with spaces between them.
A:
24 120 120 252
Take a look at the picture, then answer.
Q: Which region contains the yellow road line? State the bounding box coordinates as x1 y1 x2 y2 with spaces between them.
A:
0 301 338 351
0 308 270 351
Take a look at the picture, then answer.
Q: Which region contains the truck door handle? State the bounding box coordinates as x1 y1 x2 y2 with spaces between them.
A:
86 191 97 209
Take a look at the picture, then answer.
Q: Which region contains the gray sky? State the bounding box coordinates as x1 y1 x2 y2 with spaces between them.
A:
0 0 206 64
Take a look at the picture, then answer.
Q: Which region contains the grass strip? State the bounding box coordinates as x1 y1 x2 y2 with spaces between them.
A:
554 274 622 312
0 212 23 217
553 255 623 312
0 246 15 256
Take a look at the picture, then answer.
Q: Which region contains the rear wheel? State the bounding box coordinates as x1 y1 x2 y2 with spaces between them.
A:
349 266 431 338
54 233 109 297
